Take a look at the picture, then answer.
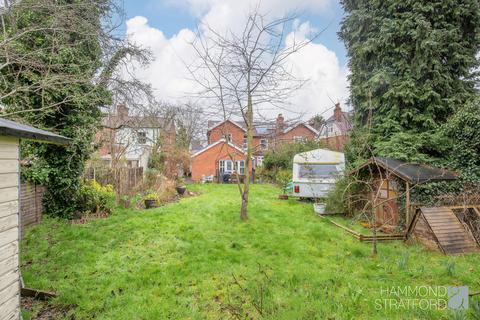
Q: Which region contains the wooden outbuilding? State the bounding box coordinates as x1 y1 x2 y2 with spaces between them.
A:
0 118 69 319
406 206 480 255
351 157 458 228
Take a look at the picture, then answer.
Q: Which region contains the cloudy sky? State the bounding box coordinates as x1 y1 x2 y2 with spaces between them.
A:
122 0 349 120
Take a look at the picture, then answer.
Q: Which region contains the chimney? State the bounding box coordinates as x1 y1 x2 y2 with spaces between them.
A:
334 103 342 122
276 113 285 133
117 104 129 122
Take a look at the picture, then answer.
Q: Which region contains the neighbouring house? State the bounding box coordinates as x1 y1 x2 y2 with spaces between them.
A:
191 139 252 182
192 115 319 182
317 103 352 151
0 118 70 319
95 104 176 169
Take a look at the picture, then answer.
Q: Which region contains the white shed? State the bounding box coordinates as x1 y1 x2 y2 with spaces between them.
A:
291 148 345 198
0 118 69 319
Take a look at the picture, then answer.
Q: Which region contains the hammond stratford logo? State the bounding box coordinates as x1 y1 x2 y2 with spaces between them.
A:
375 286 469 311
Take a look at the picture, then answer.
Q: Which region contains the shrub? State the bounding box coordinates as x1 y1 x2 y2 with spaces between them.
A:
259 140 326 183
78 180 115 215
325 176 351 215
263 140 326 171
144 191 159 201
276 169 292 194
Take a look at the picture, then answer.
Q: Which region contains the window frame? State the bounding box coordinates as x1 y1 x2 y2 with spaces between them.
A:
137 131 147 144
260 138 268 150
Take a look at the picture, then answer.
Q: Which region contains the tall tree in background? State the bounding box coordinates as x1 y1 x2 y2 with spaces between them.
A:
340 0 480 167
190 10 314 220
0 0 148 217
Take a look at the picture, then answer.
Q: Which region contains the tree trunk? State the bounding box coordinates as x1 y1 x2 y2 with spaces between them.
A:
240 91 254 220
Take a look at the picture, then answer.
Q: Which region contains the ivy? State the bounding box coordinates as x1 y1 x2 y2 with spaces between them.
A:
1 0 112 217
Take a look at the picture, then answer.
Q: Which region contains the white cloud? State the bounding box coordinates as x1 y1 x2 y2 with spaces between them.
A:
125 0 349 120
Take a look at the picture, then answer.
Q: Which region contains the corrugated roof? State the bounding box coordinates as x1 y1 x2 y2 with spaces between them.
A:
354 157 458 184
0 118 70 145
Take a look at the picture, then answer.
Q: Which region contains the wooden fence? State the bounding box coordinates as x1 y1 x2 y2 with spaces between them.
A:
84 167 144 193
320 216 405 242
20 182 46 231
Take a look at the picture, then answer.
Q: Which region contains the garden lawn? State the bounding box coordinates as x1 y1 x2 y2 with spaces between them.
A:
21 184 480 319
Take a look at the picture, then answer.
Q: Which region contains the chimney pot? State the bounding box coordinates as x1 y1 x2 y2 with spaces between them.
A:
117 104 129 122
276 114 285 133
334 103 342 122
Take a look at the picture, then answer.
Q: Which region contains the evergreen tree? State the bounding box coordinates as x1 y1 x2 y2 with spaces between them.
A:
340 0 480 167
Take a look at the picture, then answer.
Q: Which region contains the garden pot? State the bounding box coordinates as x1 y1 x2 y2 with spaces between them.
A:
278 194 289 200
176 186 187 195
120 199 130 209
313 203 326 215
144 199 157 209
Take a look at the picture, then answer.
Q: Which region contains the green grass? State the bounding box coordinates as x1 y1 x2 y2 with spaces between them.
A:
21 184 480 319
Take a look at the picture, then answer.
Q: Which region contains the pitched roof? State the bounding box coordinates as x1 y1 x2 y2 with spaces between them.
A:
207 119 246 133
0 118 70 145
191 139 246 158
353 157 458 184
282 123 319 136
207 119 316 137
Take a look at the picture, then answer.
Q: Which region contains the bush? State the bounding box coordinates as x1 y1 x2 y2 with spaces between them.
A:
78 180 116 215
263 140 326 171
325 176 351 215
259 140 326 183
277 169 292 194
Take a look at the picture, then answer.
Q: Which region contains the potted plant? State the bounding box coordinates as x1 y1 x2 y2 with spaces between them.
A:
277 169 292 200
144 192 159 209
120 195 130 208
176 177 187 195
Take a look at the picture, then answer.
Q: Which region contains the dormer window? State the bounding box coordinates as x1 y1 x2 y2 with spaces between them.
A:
225 133 232 142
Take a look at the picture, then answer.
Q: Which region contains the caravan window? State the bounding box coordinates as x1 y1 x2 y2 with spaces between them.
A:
298 164 339 179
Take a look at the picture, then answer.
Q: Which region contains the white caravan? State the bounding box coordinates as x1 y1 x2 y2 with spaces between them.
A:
291 149 345 199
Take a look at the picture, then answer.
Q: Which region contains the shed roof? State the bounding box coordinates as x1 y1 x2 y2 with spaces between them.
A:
353 157 458 184
0 118 70 145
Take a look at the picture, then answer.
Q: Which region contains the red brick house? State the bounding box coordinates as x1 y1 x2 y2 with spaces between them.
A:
191 139 252 182
191 115 319 182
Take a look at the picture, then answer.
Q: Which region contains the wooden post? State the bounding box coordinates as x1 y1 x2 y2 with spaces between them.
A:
405 182 411 227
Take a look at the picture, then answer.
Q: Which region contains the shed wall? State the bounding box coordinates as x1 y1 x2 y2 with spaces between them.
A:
0 136 20 320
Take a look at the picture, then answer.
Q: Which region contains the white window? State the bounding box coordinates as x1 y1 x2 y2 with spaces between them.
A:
220 160 245 174
298 164 339 179
236 160 245 174
243 136 247 149
256 156 264 167
226 160 233 172
225 133 232 142
219 160 225 173
260 138 268 150
137 131 147 144
293 136 305 143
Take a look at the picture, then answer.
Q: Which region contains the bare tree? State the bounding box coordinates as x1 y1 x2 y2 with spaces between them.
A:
189 8 318 220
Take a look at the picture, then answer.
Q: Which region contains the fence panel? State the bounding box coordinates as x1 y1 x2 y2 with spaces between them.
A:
84 167 144 193
20 182 45 230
